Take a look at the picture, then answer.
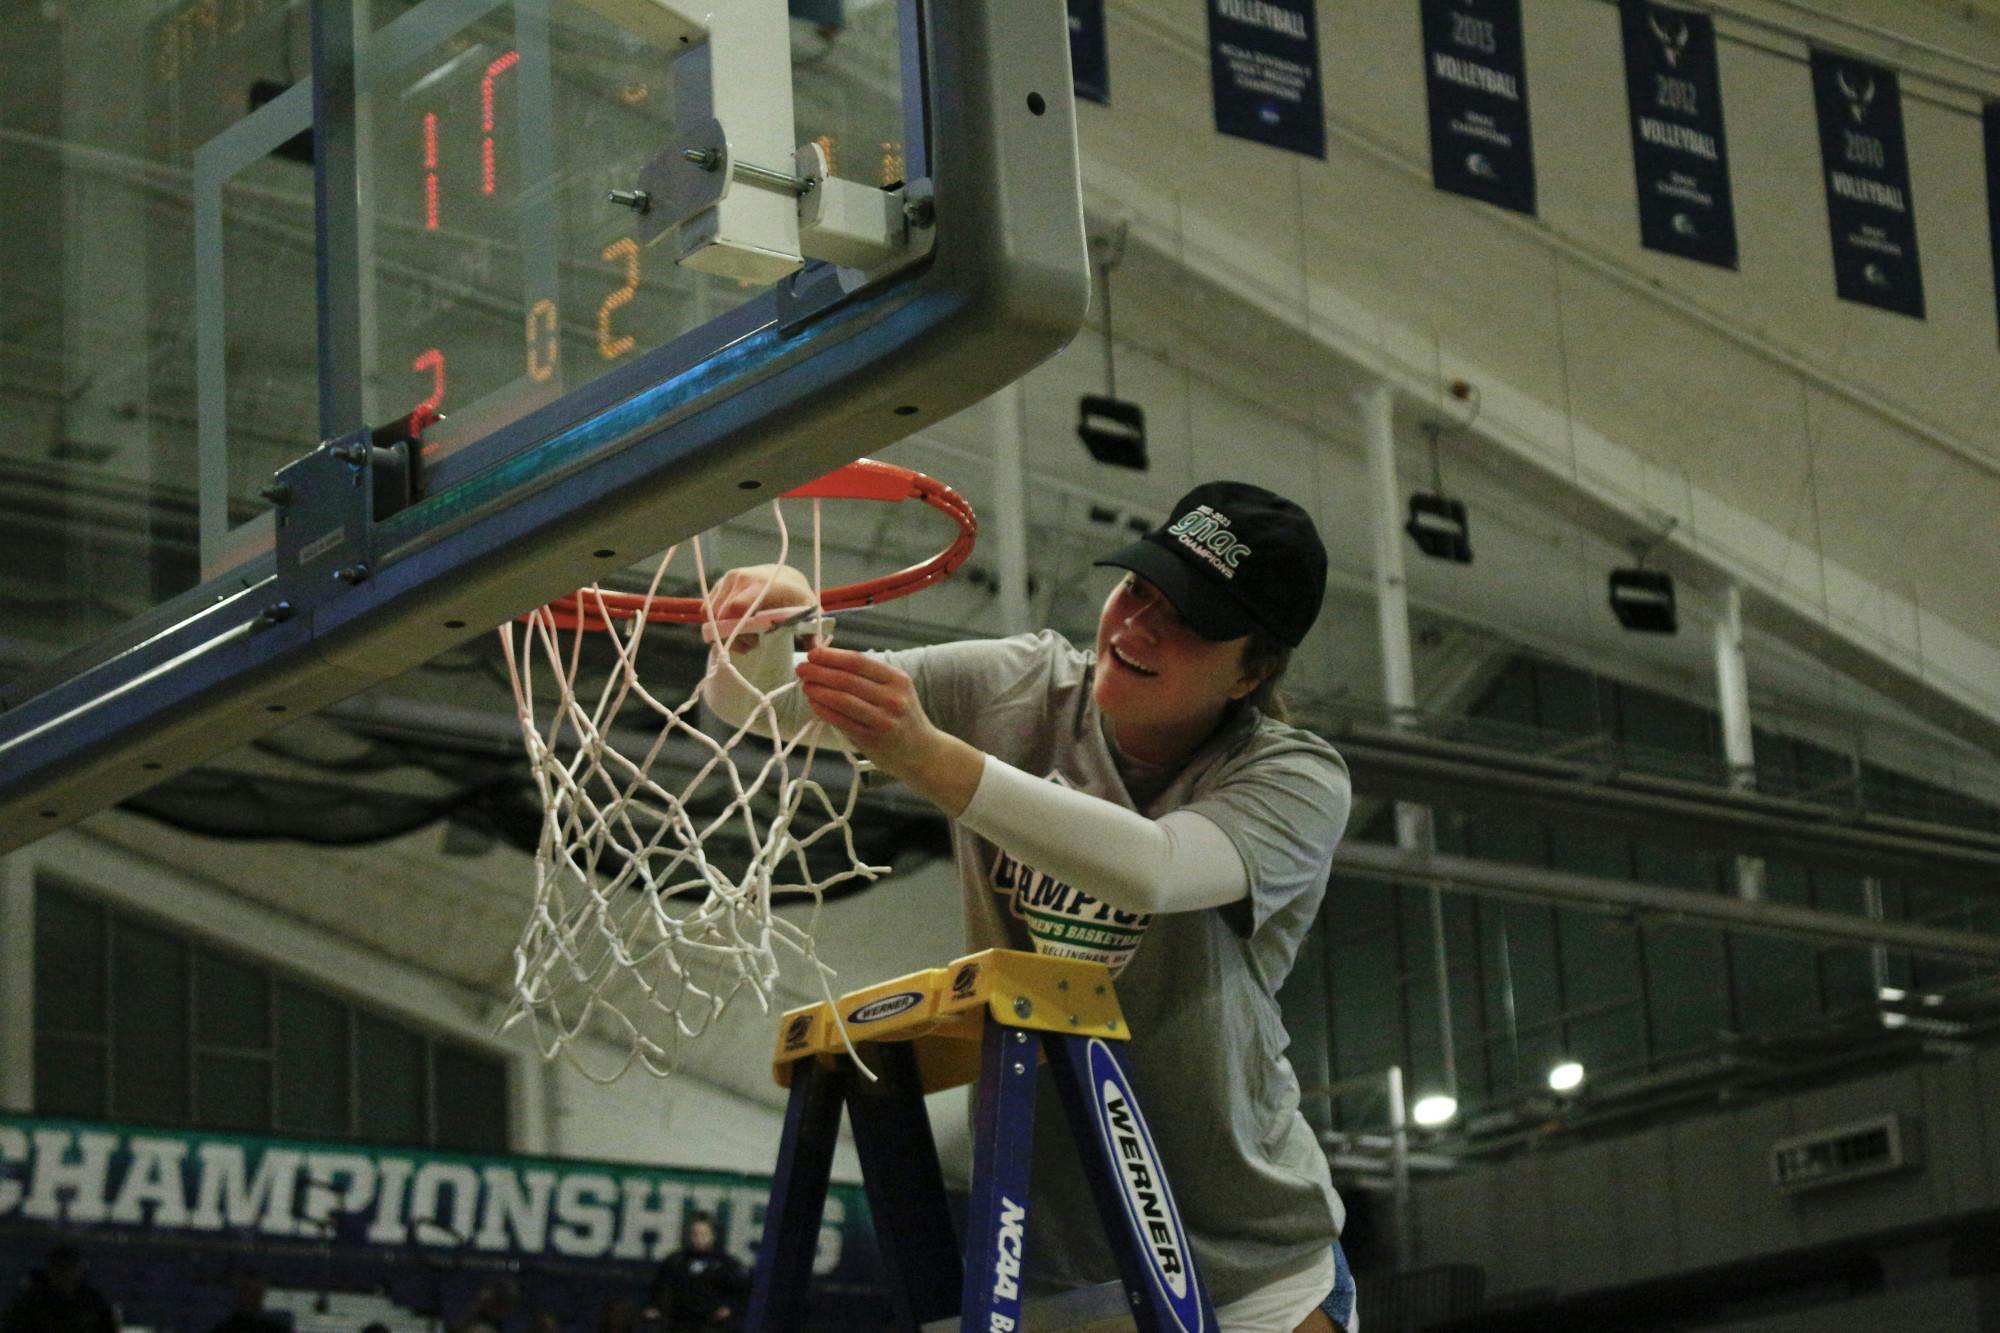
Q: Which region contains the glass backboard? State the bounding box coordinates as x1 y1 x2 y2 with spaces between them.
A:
0 0 1089 850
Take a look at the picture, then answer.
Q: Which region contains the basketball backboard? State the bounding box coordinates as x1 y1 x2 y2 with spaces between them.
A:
0 0 1089 850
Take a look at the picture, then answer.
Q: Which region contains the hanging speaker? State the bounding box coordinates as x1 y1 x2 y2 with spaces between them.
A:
1077 395 1148 470
1609 568 1677 634
1405 493 1472 564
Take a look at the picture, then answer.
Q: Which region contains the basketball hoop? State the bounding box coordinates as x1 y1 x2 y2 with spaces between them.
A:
536 459 976 630
497 459 975 1081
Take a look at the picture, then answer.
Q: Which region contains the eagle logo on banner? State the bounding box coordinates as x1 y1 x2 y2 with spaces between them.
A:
1837 69 1877 124
1647 9 1690 68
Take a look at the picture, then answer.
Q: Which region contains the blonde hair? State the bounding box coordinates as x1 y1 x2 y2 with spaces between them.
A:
1241 628 1294 721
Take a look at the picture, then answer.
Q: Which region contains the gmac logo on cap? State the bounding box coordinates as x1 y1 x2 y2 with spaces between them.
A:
1095 481 1327 647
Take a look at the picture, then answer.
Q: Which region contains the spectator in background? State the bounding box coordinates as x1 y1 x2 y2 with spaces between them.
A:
1 1243 116 1333
595 1298 637 1333
449 1279 519 1333
208 1269 287 1333
2 1232 117 1328
647 1214 748 1331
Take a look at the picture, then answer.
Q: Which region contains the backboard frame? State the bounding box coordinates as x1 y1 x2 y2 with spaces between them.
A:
0 0 1089 852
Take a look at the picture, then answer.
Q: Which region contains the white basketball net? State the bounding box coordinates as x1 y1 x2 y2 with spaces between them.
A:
496 506 881 1081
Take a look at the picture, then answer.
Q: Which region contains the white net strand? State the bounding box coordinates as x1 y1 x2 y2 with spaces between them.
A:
498 502 888 1082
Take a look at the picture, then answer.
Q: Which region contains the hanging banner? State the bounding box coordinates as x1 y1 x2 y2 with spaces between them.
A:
1810 50 1924 318
1618 1 1737 268
1207 0 1326 158
1986 103 2000 343
1070 0 1109 105
1420 0 1536 214
0 1115 875 1281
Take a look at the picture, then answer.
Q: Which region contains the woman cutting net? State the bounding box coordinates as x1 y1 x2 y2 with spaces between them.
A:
705 481 1357 1333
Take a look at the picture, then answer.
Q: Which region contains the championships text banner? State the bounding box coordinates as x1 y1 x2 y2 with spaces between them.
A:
0 1114 868 1278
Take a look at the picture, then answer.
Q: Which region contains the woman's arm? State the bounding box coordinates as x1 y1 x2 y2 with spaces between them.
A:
793 645 1250 915
958 757 1250 914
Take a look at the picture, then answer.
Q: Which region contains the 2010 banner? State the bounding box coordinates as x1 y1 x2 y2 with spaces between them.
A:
1208 0 1326 158
1421 0 1536 214
1619 0 1737 268
1810 49 1924 318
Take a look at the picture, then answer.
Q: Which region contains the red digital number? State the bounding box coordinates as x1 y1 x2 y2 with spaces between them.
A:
482 50 520 196
422 112 440 231
413 348 446 415
415 48 518 228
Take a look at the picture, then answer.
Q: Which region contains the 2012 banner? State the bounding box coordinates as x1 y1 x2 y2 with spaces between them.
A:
1810 49 1924 318
1208 0 1326 158
1421 0 1536 214
1619 0 1737 268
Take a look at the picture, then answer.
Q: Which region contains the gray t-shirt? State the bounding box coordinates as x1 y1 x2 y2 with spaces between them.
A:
881 631 1352 1306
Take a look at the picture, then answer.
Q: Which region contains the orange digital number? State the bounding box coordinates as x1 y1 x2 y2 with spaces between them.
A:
598 238 639 360
526 299 559 382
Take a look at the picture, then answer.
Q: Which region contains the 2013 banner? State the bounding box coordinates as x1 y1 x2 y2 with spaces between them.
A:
1421 0 1536 214
1810 50 1924 318
1070 0 1109 106
1208 0 1326 158
1618 1 1737 268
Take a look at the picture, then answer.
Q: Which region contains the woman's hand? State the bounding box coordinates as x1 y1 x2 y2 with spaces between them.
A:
794 645 983 816
704 564 815 652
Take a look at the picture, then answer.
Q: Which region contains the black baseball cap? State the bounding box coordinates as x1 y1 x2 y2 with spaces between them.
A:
1094 481 1327 647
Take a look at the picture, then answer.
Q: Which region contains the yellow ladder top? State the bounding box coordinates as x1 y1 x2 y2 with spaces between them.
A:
771 948 1129 1094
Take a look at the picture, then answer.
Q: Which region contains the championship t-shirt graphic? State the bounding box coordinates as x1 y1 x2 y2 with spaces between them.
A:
987 771 1151 973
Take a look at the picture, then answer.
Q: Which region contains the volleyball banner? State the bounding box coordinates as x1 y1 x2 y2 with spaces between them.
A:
1618 0 1737 268
1207 0 1326 159
1070 0 1109 105
1420 0 1536 214
1810 49 1924 318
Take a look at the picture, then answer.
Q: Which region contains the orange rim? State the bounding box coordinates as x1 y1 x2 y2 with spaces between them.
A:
533 459 977 631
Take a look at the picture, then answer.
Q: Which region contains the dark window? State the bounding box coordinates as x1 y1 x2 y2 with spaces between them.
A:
33 886 108 1117
276 983 352 1136
357 1013 429 1145
1309 654 2000 1131
434 1043 510 1154
32 878 508 1150
109 917 190 1124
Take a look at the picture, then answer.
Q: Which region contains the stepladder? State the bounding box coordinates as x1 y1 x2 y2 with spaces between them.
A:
746 948 1220 1333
